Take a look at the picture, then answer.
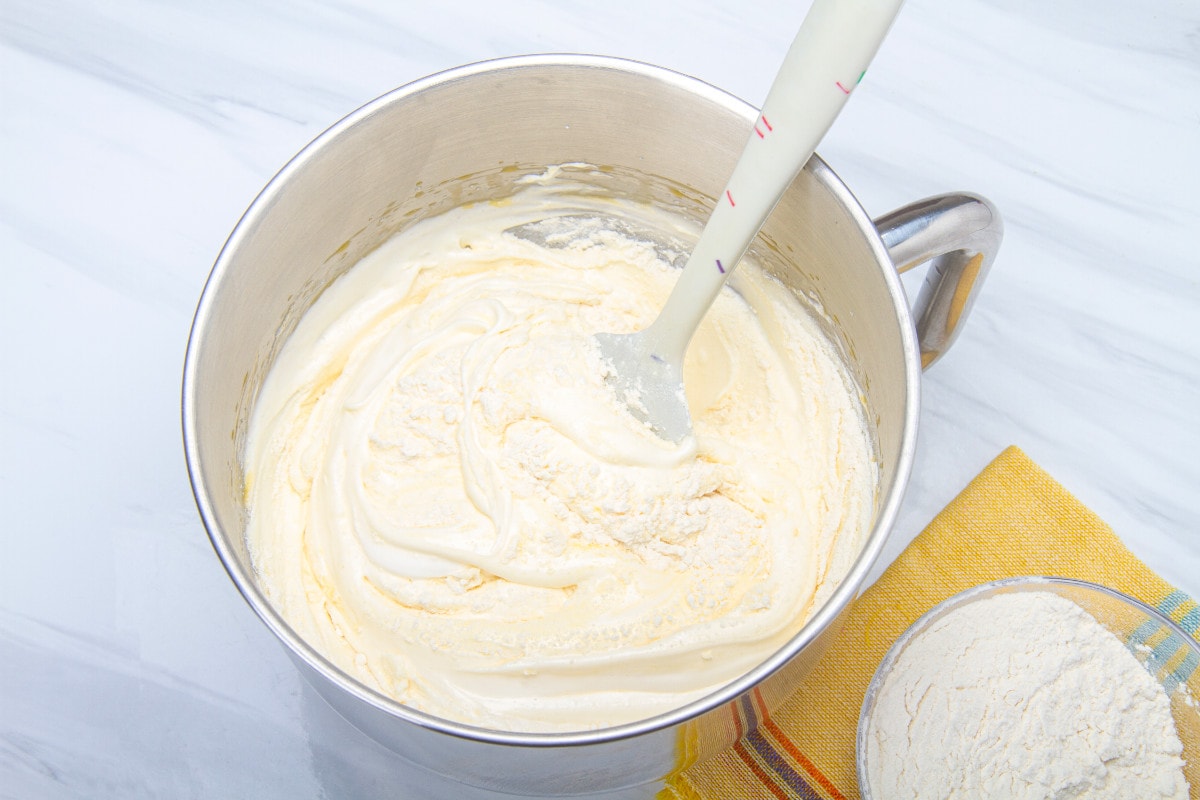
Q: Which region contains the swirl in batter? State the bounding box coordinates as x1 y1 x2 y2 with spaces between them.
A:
244 181 876 731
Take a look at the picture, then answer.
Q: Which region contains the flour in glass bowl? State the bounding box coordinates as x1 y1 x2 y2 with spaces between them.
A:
863 590 1189 800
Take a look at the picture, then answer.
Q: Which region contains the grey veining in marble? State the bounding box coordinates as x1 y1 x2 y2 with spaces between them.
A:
3 0 1198 796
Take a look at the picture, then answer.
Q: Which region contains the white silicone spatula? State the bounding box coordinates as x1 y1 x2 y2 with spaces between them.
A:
596 0 905 442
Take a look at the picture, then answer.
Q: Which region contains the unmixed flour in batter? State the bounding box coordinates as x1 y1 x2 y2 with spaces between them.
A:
864 590 1189 799
243 176 876 732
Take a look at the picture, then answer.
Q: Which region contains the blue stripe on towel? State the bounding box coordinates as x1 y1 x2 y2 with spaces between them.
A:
1128 619 1159 648
1158 590 1188 617
737 694 823 800
745 728 823 800
1164 649 1199 695
1147 633 1184 673
1178 605 1199 636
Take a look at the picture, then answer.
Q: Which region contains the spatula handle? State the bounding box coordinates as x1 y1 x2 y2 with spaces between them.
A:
647 0 906 359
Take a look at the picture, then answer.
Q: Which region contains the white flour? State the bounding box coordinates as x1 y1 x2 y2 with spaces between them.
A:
864 590 1189 799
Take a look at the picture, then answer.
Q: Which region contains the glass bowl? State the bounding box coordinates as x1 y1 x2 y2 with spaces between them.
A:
856 576 1200 799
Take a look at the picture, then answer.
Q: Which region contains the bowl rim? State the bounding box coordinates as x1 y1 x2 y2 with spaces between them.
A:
182 52 922 748
854 574 1200 798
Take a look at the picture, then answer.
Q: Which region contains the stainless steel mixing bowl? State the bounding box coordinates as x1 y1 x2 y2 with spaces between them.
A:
183 55 1002 796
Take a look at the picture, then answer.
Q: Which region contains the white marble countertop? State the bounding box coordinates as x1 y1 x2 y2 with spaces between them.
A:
4 1 1198 797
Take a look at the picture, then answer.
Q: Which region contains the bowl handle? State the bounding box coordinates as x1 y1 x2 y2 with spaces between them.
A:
873 193 1003 369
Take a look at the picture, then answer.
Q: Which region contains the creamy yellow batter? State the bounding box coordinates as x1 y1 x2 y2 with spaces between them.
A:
244 177 876 732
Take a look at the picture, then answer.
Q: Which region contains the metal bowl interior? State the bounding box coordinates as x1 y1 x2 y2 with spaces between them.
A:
183 54 920 790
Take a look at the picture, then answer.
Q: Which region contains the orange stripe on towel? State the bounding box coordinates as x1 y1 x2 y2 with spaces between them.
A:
753 689 848 800
733 741 792 800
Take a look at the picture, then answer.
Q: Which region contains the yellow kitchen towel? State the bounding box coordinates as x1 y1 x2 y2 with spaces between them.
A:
662 445 1199 800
